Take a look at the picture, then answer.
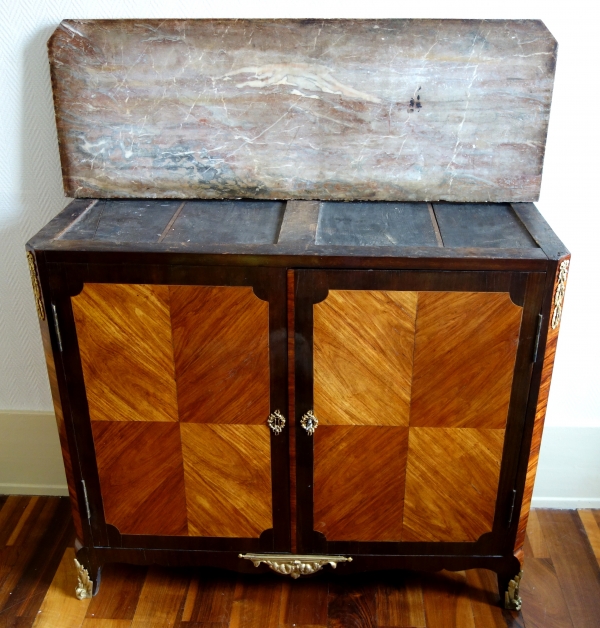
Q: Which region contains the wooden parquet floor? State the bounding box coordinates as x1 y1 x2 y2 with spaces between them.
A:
0 497 599 627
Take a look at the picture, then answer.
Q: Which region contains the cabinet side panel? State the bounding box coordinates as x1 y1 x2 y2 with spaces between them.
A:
313 425 408 541
402 428 505 542
72 283 179 422
410 292 523 429
170 286 270 425
181 425 273 537
313 290 417 426
515 256 570 553
91 422 188 535
39 311 83 540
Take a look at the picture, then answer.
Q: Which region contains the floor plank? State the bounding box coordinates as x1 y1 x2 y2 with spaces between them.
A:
524 510 549 559
520 557 574 628
280 576 329 627
465 568 523 628
1 499 600 627
6 497 40 547
176 622 228 628
578 509 600 568
31 547 91 628
86 563 147 621
327 575 376 628
422 571 476 628
0 497 31 548
537 509 600 627
229 576 283 628
180 570 236 624
0 497 67 623
376 571 426 627
130 566 189 628
82 620 133 628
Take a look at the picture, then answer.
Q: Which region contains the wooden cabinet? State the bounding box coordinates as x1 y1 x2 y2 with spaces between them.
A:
27 199 568 609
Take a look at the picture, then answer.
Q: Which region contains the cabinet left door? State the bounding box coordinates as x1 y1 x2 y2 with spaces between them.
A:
51 264 290 554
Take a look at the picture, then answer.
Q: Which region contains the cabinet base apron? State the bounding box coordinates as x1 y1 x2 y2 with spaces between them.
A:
74 545 523 605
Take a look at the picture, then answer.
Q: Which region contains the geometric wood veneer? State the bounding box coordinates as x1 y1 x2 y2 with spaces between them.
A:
72 283 179 423
91 422 188 536
170 286 270 425
410 291 523 429
181 425 273 538
312 289 522 543
402 428 506 542
313 426 408 541
74 283 272 539
314 290 417 427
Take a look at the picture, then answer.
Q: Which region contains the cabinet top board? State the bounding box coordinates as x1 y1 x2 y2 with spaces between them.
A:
49 19 557 203
28 199 569 271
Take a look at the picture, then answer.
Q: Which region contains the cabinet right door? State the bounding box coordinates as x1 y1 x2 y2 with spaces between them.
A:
292 269 546 555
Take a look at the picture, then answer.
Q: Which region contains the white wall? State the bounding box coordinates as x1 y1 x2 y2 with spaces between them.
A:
0 0 598 503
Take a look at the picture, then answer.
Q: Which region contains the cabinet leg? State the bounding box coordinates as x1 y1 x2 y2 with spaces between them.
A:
74 548 102 598
498 569 523 611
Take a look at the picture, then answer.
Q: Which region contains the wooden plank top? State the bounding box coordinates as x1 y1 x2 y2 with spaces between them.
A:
49 19 556 202
36 199 542 251
28 199 566 272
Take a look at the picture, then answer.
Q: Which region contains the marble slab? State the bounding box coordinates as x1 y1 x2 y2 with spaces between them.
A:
49 19 557 202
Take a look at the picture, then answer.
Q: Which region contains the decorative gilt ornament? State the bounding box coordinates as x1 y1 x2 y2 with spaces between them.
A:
504 570 523 611
26 251 45 320
551 259 569 329
239 553 352 578
300 410 318 435
74 559 93 599
267 410 286 435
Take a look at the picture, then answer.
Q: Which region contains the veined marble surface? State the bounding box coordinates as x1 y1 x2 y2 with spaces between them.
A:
49 19 557 202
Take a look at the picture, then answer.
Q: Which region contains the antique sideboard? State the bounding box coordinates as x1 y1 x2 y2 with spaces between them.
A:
27 19 567 610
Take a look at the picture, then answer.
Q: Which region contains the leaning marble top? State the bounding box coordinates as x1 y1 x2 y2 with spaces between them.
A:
49 19 557 203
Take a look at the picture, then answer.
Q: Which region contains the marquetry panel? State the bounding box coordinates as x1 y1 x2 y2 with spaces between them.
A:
402 428 505 542
72 283 178 422
313 290 417 426
91 422 188 536
181 425 272 538
313 426 408 541
515 255 570 552
410 292 523 429
170 286 270 425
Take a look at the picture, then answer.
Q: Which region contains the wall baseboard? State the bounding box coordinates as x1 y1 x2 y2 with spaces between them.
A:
531 497 600 509
532 426 600 510
0 483 68 496
1 412 599 506
0 411 67 496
